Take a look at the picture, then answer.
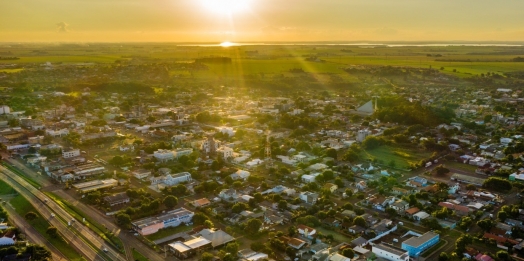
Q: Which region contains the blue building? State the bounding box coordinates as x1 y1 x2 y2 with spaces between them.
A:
401 231 439 257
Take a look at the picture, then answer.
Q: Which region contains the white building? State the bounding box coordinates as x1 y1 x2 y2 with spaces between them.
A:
0 105 11 115
372 243 410 261
356 129 371 142
150 172 192 186
62 148 80 159
153 149 175 162
217 146 234 159
230 170 250 181
174 148 193 158
217 126 235 136
46 128 69 137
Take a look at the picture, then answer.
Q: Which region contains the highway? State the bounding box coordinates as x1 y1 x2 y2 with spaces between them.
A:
2 155 167 261
4 200 68 261
0 165 127 261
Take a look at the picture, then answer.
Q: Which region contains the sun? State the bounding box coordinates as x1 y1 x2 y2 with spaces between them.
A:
220 41 235 47
200 0 252 15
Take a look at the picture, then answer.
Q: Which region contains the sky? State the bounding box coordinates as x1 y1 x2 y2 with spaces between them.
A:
1 0 524 43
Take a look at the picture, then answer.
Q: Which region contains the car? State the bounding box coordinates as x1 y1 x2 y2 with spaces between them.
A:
51 213 55 218
44 199 48 203
103 248 108 253
134 233 139 236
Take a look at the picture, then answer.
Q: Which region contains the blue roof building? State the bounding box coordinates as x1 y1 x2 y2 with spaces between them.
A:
401 231 439 257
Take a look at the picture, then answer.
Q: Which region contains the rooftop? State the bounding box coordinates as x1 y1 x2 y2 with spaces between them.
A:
402 231 439 248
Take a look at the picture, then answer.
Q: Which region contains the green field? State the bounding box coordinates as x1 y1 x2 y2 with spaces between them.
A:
132 249 149 261
444 161 478 172
145 224 194 241
10 195 85 261
363 145 433 169
315 227 353 243
0 68 24 73
0 179 17 195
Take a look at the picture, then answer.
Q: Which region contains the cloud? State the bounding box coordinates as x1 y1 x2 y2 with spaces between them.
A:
56 22 69 33
374 27 398 36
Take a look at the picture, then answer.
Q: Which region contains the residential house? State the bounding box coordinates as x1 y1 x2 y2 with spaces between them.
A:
297 224 316 239
390 200 410 214
103 193 130 206
191 198 211 208
299 191 319 204
132 169 151 180
230 170 250 181
323 183 338 193
219 189 238 201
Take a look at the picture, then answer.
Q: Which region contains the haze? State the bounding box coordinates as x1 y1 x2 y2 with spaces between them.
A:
2 0 524 42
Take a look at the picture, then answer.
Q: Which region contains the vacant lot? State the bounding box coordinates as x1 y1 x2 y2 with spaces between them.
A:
363 145 433 169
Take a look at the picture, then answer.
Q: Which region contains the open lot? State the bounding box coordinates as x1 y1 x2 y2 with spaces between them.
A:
362 145 434 169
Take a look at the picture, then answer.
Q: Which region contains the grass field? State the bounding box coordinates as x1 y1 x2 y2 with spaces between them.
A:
10 195 85 261
0 68 24 73
315 227 353 243
362 145 433 169
0 179 17 195
132 249 149 261
444 161 478 172
145 224 194 241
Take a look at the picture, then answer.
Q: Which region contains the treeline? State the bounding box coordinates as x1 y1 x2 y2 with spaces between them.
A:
0 57 20 60
374 97 454 126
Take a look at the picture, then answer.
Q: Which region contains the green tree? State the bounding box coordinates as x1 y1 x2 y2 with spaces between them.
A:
25 211 38 221
438 252 449 261
201 252 214 261
496 250 510 261
115 213 132 228
341 248 355 258
204 220 214 229
477 219 495 232
192 212 210 226
46 226 58 238
435 165 450 176
163 195 178 209
353 216 367 227
245 218 263 234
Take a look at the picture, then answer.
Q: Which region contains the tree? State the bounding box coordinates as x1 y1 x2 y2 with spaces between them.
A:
24 244 52 261
466 184 476 191
115 213 131 228
288 226 297 237
325 148 338 159
204 220 214 229
477 219 495 232
496 250 510 261
201 252 214 261
28 147 37 154
362 136 383 150
232 202 248 213
435 165 450 176
224 241 239 255
46 226 58 238
192 213 210 226
483 177 512 192
342 150 360 162
341 248 355 258
278 200 288 210
162 195 178 209
438 252 449 261
353 216 367 227
498 211 508 222
458 216 473 230
245 218 262 234
25 211 38 221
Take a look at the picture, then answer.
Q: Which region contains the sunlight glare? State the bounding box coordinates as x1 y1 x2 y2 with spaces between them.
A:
200 0 252 15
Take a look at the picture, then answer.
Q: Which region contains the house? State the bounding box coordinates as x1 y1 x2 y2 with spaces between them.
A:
281 236 307 249
372 243 409 261
230 170 250 181
103 193 130 206
390 200 410 214
191 198 211 208
198 229 235 248
413 211 430 221
219 189 238 201
297 224 316 238
62 148 80 158
475 254 495 261
348 225 366 234
437 202 472 216
264 214 284 225
401 231 439 257
150 172 192 187
132 169 152 180
367 219 396 238
391 187 411 196
299 191 319 204
356 181 367 190
323 183 338 193
350 237 368 248
448 183 461 194
405 207 420 217
153 149 175 162
368 195 396 211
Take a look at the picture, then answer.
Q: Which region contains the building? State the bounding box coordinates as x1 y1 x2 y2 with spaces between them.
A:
217 146 234 159
401 231 440 257
174 148 193 158
356 129 371 142
150 172 192 186
132 169 151 180
191 198 211 208
299 191 319 204
153 149 175 162
297 224 316 238
372 243 410 261
72 179 118 193
103 193 130 206
71 163 105 177
62 148 80 159
132 208 194 236
198 229 235 248
168 237 212 259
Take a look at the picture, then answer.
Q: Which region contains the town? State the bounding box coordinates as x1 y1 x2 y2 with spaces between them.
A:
1 42 524 261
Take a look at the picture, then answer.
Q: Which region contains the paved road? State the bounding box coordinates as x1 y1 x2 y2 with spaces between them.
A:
0 165 126 261
53 190 167 261
4 200 68 261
